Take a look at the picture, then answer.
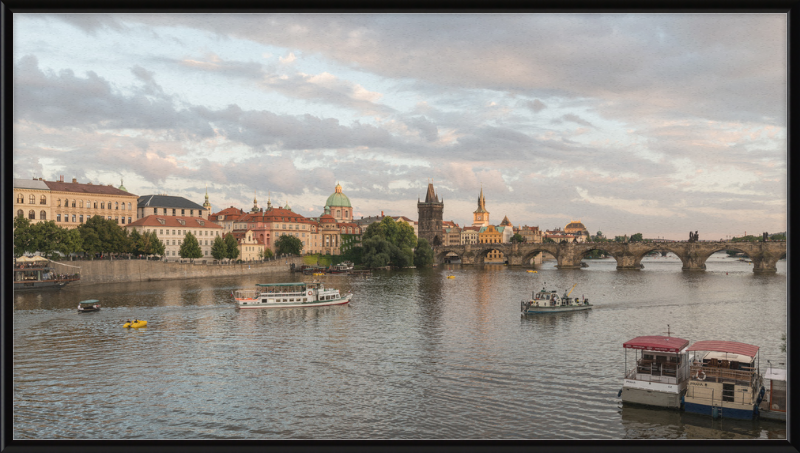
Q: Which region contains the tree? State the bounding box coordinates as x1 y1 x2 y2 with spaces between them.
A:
432 235 442 247
629 233 644 242
128 228 143 256
543 237 555 243
510 233 526 243
223 233 240 262
149 232 166 258
263 247 274 260
275 234 304 256
340 245 363 266
211 236 227 261
179 232 203 262
32 221 66 259
363 217 417 250
78 216 129 258
57 228 83 259
361 236 393 268
413 238 434 268
13 216 35 257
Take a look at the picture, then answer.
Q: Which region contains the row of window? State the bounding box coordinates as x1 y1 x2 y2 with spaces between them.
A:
57 199 131 210
147 208 202 217
15 194 47 205
16 210 134 224
143 228 219 237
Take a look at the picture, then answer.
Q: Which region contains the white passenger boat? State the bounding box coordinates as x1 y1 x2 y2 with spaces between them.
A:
520 284 592 314
684 340 765 420
619 335 691 409
233 281 352 309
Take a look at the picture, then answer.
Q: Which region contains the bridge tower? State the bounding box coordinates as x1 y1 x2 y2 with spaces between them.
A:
418 181 444 246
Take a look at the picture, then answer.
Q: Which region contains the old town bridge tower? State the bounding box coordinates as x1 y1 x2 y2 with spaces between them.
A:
417 181 444 246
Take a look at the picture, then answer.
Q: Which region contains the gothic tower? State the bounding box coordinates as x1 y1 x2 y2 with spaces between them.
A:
472 186 489 227
417 181 444 246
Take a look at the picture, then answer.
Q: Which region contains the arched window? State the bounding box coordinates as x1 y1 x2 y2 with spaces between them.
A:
57 199 62 207
71 200 76 207
16 193 24 203
85 200 90 208
100 202 105 209
121 203 125 211
40 195 47 205
94 201 98 209
17 209 23 217
28 210 35 220
115 202 119 210
79 200 84 208
41 211 47 220
29 195 35 204
128 202 132 211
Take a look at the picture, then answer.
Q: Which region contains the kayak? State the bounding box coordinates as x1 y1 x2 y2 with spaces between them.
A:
123 320 147 328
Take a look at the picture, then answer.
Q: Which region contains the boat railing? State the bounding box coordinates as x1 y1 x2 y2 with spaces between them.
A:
689 364 754 385
235 290 259 299
626 365 680 384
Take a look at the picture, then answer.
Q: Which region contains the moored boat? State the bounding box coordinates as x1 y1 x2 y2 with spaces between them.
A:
759 364 786 421
13 257 80 291
233 281 352 309
77 300 101 313
520 284 592 314
683 340 765 420
619 335 691 409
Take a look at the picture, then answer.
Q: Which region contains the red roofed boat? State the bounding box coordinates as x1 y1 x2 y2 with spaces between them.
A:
683 340 765 420
619 335 691 409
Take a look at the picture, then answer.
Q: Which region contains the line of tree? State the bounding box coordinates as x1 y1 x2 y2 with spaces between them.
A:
13 215 166 260
358 216 434 269
211 234 241 263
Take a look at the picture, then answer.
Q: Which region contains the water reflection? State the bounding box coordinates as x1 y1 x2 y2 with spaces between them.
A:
13 258 786 440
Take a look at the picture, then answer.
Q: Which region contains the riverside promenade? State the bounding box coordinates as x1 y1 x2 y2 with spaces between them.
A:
67 256 304 287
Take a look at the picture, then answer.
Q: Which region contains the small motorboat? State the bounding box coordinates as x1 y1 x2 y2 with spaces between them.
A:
78 300 101 313
123 320 148 328
521 284 592 314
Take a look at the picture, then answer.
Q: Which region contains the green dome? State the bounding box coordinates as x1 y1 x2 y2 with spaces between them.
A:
325 183 351 208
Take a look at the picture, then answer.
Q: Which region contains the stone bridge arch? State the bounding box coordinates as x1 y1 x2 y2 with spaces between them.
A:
626 244 691 270
519 246 559 268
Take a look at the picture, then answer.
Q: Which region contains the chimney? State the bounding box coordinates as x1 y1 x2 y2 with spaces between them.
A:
381 211 384 217
72 178 77 183
60 175 64 182
39 177 43 181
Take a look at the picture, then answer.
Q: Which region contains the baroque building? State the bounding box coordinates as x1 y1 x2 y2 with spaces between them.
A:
44 176 139 229
14 178 51 224
417 182 444 246
125 215 223 260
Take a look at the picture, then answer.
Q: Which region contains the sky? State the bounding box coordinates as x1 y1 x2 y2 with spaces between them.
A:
12 13 787 240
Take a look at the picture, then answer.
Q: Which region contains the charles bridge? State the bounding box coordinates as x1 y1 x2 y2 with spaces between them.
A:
432 241 787 273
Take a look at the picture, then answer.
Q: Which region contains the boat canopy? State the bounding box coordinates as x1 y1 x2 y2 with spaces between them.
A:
255 282 307 287
686 340 759 359
79 299 99 304
623 336 690 353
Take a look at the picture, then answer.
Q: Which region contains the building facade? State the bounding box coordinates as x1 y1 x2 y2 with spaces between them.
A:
325 183 354 222
125 215 223 260
417 182 444 246
14 179 52 224
44 177 139 229
137 194 208 220
209 206 247 236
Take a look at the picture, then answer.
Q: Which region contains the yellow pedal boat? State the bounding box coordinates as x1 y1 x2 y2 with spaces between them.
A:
447 275 455 279
123 320 147 328
527 270 538 273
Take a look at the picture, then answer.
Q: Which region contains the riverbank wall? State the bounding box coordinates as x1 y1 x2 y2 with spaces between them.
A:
61 257 304 287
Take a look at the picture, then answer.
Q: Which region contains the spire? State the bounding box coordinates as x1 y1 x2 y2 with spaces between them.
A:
118 178 127 192
425 181 438 203
267 191 272 209
251 191 259 213
202 183 212 211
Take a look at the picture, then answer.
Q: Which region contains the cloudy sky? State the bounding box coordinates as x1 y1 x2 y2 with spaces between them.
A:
13 13 787 240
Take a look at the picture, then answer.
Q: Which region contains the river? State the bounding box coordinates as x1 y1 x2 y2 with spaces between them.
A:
12 252 787 440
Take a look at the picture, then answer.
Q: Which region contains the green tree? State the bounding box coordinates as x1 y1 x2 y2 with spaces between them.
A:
128 228 143 256
211 236 227 261
340 245 363 266
149 232 166 258
614 235 628 243
78 216 129 258
770 233 786 241
363 217 417 250
13 216 35 257
263 247 274 260
223 233 240 262
179 232 203 262
510 233 526 243
31 221 66 259
56 228 84 259
361 236 393 268
413 238 434 268
629 233 644 242
543 237 555 243
275 234 304 256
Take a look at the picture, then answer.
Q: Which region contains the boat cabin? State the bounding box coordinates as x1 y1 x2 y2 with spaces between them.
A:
759 366 786 420
684 340 764 420
620 335 690 409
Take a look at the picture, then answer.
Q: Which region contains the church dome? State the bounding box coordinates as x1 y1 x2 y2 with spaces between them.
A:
325 183 351 208
565 220 587 231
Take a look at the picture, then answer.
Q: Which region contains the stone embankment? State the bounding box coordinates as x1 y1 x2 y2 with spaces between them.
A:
66 257 304 287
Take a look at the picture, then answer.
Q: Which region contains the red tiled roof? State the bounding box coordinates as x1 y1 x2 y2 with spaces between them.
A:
209 206 245 220
623 336 690 353
125 215 222 229
686 340 760 359
44 180 136 197
237 207 311 223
